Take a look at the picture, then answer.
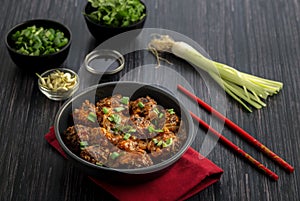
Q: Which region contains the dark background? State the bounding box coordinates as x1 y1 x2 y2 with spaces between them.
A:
1 0 299 200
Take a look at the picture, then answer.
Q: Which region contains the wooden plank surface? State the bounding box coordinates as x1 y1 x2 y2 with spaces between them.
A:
0 0 299 200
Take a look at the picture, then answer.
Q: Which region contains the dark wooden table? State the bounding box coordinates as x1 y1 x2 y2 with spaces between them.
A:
1 0 299 200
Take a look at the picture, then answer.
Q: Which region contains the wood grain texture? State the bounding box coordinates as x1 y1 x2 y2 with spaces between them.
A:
0 0 299 201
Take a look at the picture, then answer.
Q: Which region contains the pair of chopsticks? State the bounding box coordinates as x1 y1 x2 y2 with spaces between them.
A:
177 84 294 181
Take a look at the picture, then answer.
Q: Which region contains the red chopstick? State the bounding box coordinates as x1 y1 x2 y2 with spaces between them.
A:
189 111 279 181
178 84 294 173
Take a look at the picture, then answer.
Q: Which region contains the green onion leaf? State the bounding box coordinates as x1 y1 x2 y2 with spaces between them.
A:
87 112 97 122
120 96 129 104
138 101 145 108
167 109 175 114
102 107 109 114
80 141 89 147
163 138 173 147
123 133 131 140
114 106 125 112
110 152 120 160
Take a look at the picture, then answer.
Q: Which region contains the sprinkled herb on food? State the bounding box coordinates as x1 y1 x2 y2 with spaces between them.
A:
62 95 187 169
11 25 69 56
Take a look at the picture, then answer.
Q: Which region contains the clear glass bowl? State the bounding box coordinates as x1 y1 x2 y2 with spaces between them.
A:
38 68 79 101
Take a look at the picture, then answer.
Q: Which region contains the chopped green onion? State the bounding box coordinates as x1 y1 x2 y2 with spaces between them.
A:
80 141 89 147
148 125 155 133
152 138 158 144
123 133 131 140
158 113 164 119
120 96 129 104
110 152 120 160
87 112 97 122
96 162 103 166
114 106 125 112
102 107 109 114
163 138 173 147
108 114 121 124
157 140 163 146
153 108 160 114
148 125 163 133
138 101 145 108
167 109 175 115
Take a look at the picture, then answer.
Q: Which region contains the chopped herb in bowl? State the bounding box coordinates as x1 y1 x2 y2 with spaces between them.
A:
84 0 146 27
11 25 69 56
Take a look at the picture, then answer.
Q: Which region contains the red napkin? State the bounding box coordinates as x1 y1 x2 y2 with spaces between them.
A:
45 127 223 201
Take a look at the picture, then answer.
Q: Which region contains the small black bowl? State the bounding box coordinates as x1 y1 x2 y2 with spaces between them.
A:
54 81 195 183
5 19 72 73
83 1 147 42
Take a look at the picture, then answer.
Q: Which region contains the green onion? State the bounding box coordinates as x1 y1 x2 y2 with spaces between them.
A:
148 125 163 133
87 112 97 122
167 109 175 115
80 141 89 147
153 108 160 114
110 152 120 160
96 162 103 166
114 106 125 112
102 107 109 114
163 138 173 147
120 96 129 104
11 25 69 56
148 125 155 133
138 101 145 108
152 138 158 144
158 113 164 119
157 140 163 146
148 35 283 112
123 133 131 140
108 114 121 124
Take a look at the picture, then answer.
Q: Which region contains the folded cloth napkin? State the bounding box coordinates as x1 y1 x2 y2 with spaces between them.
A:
45 126 223 201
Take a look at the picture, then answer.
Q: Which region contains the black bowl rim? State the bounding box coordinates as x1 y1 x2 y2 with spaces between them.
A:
5 19 72 58
54 81 195 175
83 1 147 29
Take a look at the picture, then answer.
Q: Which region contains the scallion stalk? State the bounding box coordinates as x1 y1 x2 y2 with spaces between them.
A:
148 35 283 112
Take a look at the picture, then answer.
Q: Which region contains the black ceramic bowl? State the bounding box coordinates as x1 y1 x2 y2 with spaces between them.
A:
5 19 72 73
83 1 147 42
54 82 195 183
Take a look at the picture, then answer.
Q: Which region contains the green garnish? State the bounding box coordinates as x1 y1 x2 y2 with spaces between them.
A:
80 141 89 147
85 0 146 27
108 114 121 124
148 125 163 133
110 152 120 160
152 138 158 144
120 96 129 105
153 108 160 114
163 138 173 147
157 140 163 147
80 141 89 150
96 162 103 166
102 107 109 114
123 133 131 140
167 109 175 115
138 101 145 108
114 106 125 112
11 25 69 56
158 113 164 119
87 112 97 122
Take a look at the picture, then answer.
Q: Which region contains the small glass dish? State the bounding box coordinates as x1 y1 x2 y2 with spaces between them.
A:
37 68 79 101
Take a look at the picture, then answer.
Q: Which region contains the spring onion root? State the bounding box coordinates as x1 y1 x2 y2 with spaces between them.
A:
148 35 283 112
